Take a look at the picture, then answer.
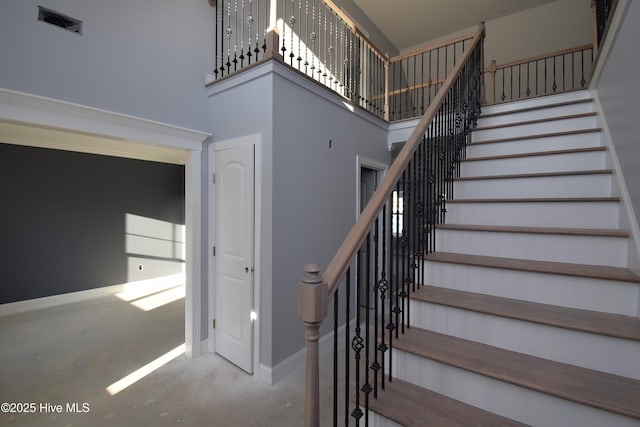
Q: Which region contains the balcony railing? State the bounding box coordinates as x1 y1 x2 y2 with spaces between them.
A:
210 0 604 116
483 44 594 104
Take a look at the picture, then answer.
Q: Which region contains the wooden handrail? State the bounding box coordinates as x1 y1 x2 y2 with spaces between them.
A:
322 22 486 298
321 0 388 60
486 44 593 71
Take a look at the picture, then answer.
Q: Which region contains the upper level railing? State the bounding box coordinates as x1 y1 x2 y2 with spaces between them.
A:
210 0 609 115
388 33 477 121
483 44 594 104
210 0 480 122
296 23 485 427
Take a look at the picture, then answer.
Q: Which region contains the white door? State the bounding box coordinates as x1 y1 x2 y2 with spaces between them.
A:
214 142 254 373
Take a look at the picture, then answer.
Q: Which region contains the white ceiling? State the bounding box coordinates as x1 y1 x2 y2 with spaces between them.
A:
351 0 557 52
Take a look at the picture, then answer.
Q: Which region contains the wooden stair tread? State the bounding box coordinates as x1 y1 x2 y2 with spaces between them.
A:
480 98 593 119
462 146 606 162
473 112 597 131
413 285 640 341
447 196 619 203
435 224 629 238
454 169 612 181
395 327 640 419
469 128 602 145
364 377 529 427
424 252 640 283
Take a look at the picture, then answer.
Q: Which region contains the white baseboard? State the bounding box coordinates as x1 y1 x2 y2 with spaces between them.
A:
0 284 125 317
259 321 350 385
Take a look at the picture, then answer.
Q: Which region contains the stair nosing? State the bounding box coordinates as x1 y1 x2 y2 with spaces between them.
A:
473 112 597 132
423 252 640 283
447 196 620 203
412 285 640 341
394 327 640 419
435 224 629 238
454 169 613 181
469 128 602 146
479 98 593 119
462 146 606 162
362 377 530 427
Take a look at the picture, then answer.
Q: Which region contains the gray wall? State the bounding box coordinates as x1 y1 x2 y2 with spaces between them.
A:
271 66 389 366
0 0 214 133
208 65 275 364
0 143 185 304
593 0 640 268
207 61 389 369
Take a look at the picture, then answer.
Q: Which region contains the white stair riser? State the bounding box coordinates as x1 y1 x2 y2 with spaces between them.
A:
480 91 593 116
392 351 640 427
446 201 619 228
453 174 612 199
460 150 606 176
477 103 595 127
435 229 627 267
466 131 602 157
409 300 640 379
360 413 402 427
472 116 597 142
423 262 639 315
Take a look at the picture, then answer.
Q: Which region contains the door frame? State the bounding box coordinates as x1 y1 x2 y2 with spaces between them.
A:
0 89 209 358
208 133 262 375
355 156 388 305
356 156 388 219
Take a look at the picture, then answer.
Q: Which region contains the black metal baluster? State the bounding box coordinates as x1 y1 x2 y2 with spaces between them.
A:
420 51 425 114
572 51 575 89
281 0 287 58
363 231 371 427
536 60 540 96
544 58 548 94
400 169 407 334
296 0 302 69
372 215 380 398
526 62 530 97
214 0 219 79
289 0 296 66
333 280 339 426
239 0 245 67
344 267 350 427
552 55 557 92
580 50 585 87
232 0 238 71
394 183 400 340
352 253 364 423
378 205 389 391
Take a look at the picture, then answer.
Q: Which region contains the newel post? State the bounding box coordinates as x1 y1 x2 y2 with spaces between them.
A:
262 0 281 61
297 263 328 427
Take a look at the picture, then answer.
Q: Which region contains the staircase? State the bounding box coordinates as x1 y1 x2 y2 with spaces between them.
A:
367 91 640 427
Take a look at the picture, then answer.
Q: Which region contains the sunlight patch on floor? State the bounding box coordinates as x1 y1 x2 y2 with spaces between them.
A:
106 343 185 396
114 274 185 311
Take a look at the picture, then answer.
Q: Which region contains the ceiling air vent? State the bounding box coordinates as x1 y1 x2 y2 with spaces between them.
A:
38 6 82 34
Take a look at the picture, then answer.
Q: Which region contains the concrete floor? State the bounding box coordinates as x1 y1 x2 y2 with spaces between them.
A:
0 294 338 426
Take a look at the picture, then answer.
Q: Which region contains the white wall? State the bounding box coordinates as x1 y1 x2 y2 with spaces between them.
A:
591 0 640 273
0 0 214 132
401 0 593 67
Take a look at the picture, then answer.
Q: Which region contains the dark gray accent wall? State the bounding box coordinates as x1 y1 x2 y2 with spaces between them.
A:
0 143 185 304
